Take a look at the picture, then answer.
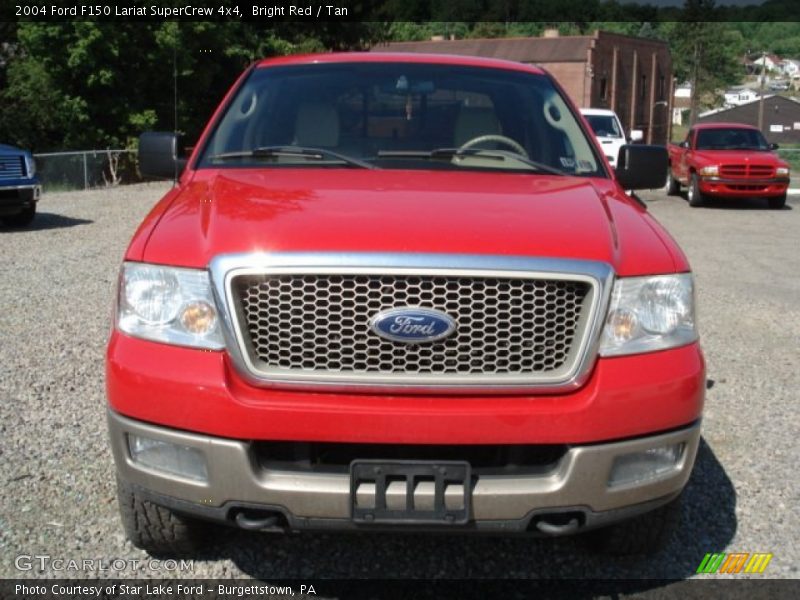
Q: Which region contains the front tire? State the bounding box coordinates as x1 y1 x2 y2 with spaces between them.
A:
2 205 36 227
665 170 680 196
584 494 682 555
768 193 787 209
117 477 209 555
687 174 705 207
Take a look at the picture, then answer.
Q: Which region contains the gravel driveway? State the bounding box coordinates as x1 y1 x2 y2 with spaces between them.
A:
0 183 797 584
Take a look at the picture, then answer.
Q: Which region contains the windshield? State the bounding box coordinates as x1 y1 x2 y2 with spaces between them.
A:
584 114 623 138
695 128 770 150
199 63 603 176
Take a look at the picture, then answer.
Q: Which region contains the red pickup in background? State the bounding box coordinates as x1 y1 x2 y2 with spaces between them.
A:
666 122 790 208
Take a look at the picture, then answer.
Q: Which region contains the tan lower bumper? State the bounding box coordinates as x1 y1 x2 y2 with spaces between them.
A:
108 411 700 522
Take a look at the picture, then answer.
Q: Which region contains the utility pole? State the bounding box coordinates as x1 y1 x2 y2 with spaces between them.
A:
757 52 766 133
689 39 701 126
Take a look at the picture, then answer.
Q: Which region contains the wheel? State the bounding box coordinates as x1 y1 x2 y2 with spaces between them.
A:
458 134 529 157
584 494 682 555
768 194 786 209
117 477 209 555
687 173 705 207
2 205 36 227
665 169 680 196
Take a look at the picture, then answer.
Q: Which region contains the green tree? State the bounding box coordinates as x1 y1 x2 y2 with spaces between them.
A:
0 22 387 152
663 2 744 124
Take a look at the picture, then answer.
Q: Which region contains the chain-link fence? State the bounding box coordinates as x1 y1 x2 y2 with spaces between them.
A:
33 149 141 193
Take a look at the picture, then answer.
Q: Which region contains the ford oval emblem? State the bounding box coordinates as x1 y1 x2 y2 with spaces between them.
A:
370 307 456 344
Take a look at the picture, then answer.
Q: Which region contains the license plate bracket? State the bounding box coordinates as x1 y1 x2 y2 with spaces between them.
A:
350 460 471 525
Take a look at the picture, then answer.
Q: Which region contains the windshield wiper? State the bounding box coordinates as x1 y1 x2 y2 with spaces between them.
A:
377 148 566 175
208 146 377 169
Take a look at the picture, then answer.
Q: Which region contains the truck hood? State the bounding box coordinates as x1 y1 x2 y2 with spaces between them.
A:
139 169 682 276
0 143 24 154
691 149 787 167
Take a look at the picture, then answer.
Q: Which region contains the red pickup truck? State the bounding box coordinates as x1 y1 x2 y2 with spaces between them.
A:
666 122 790 208
107 53 703 556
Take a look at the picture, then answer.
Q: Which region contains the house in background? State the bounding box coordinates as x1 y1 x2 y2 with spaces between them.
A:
672 82 692 125
674 82 692 99
779 58 800 78
750 52 782 73
672 97 691 126
724 87 761 108
373 30 673 144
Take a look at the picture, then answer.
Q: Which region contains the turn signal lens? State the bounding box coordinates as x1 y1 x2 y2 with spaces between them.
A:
606 309 639 343
180 301 217 335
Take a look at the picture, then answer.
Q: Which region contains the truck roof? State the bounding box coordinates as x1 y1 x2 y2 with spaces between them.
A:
692 122 761 131
255 52 546 75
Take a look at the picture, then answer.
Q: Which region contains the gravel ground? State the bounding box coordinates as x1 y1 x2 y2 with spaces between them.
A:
0 183 797 586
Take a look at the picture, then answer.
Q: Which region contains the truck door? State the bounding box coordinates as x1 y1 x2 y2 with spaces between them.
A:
679 129 694 182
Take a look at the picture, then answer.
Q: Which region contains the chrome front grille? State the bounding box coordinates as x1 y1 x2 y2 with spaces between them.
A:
0 155 24 180
235 273 591 376
214 252 614 392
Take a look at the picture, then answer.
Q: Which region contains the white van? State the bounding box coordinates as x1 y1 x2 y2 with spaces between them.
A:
580 108 642 168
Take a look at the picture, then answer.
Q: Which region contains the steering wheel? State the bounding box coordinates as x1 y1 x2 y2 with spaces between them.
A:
458 134 529 158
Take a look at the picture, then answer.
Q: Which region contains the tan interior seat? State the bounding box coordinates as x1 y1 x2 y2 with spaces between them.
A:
294 102 340 147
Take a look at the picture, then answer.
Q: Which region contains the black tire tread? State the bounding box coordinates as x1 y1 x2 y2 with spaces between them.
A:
665 170 680 196
768 194 787 209
2 205 36 227
688 174 704 207
117 478 206 555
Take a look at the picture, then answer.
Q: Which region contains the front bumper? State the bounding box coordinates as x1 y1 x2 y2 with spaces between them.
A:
698 176 789 197
109 410 700 533
107 333 705 445
0 183 40 215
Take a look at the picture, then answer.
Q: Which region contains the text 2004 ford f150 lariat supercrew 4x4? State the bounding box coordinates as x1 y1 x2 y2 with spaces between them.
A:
107 53 704 556
666 122 790 208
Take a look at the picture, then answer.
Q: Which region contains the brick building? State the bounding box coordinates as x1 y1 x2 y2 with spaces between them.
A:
374 30 673 144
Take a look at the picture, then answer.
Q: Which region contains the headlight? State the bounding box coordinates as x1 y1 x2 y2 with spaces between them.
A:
776 166 790 176
599 274 697 357
699 165 718 177
24 154 36 177
118 262 224 349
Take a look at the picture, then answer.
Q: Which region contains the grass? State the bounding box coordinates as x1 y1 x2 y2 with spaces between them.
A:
776 149 800 172
671 124 689 144
41 182 82 194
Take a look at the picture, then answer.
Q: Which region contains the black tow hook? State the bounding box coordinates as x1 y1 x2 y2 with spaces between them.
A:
534 516 581 536
234 511 280 531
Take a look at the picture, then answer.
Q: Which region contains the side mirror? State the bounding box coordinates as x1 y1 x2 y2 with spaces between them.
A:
138 132 187 179
630 129 644 143
615 144 668 190
769 142 780 150
680 140 690 149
